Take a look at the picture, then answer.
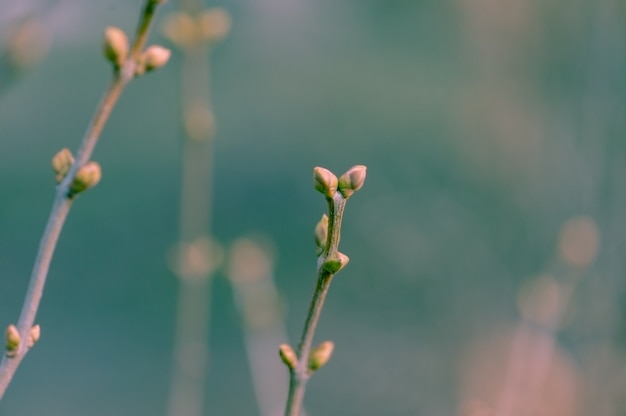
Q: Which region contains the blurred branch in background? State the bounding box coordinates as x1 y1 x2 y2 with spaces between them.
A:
161 3 230 416
0 0 169 400
227 237 290 416
459 216 599 416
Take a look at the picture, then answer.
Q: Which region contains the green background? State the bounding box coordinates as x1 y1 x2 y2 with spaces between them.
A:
1 0 626 415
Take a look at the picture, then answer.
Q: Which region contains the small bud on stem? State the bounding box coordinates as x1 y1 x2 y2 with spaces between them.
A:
28 325 40 348
308 341 334 371
51 148 75 183
69 161 102 197
279 344 299 369
322 252 350 274
136 45 171 76
314 214 329 255
103 26 129 69
5 325 20 358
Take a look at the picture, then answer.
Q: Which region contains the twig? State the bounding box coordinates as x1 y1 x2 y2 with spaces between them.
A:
282 166 367 416
0 0 168 400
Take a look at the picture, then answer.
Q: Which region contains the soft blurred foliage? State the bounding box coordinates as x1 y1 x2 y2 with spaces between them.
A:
1 0 626 415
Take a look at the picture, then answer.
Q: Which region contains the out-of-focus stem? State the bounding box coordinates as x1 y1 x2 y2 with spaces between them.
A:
165 4 224 416
0 0 165 400
228 238 290 416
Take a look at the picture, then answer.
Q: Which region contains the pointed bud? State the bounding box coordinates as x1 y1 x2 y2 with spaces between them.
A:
103 26 129 69
69 161 102 196
28 325 40 348
52 148 75 183
137 45 171 76
313 167 338 198
322 252 349 274
5 324 20 357
198 8 232 43
308 341 334 371
279 344 298 370
337 165 367 198
314 214 329 255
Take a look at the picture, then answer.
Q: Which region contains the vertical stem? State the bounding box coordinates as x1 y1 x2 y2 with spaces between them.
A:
284 194 348 416
166 6 221 416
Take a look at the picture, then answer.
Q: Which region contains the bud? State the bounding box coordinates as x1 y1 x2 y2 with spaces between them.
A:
198 8 232 42
337 165 367 198
69 161 102 196
103 26 129 69
52 148 75 183
279 344 298 369
28 324 41 348
314 214 329 255
322 252 349 274
5 324 20 357
184 105 215 141
313 167 338 198
137 45 171 75
161 12 198 47
308 341 334 371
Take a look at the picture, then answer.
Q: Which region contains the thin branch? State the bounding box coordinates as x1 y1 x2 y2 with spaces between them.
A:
0 0 167 400
285 188 347 416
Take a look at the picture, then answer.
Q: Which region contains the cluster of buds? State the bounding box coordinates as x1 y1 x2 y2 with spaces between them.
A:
52 148 102 197
279 340 335 373
5 324 40 358
313 165 366 200
162 8 231 48
103 26 171 76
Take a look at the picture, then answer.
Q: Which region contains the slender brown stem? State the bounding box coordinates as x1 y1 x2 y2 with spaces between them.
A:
284 194 347 416
0 0 165 400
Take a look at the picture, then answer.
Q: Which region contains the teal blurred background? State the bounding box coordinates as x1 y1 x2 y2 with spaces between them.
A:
2 0 626 415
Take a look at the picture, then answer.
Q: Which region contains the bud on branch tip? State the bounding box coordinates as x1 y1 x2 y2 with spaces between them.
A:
337 165 367 198
313 167 338 198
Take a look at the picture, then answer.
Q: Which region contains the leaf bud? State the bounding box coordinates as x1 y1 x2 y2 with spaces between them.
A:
51 148 75 183
69 161 102 196
5 324 20 358
137 45 171 75
314 214 329 255
308 341 334 371
103 26 129 69
313 167 338 198
279 343 298 370
28 324 40 348
337 165 367 198
322 252 349 274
